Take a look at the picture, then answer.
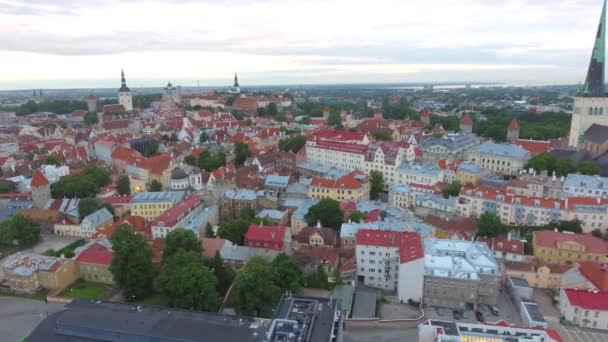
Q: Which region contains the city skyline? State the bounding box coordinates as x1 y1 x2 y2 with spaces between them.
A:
0 0 606 90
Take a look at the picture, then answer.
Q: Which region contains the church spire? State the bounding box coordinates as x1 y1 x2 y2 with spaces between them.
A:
234 72 239 87
119 68 130 92
582 0 607 96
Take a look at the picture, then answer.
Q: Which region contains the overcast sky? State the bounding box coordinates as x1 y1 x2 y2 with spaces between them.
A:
0 0 605 90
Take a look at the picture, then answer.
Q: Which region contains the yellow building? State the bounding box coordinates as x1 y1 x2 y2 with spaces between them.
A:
504 258 569 289
455 162 490 186
388 184 413 209
0 253 79 294
533 230 608 266
75 240 114 285
308 171 369 201
130 191 186 221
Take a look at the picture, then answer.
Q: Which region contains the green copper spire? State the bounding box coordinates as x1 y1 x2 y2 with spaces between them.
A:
582 0 606 96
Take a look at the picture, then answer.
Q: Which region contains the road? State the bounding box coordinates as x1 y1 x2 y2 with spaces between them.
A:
0 296 65 342
344 327 418 342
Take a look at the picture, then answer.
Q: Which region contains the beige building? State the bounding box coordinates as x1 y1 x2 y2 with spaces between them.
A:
388 184 413 209
456 162 491 186
504 258 568 289
219 189 260 222
308 171 369 201
53 219 83 236
0 253 79 294
130 191 186 221
75 239 114 285
533 230 608 266
467 141 530 176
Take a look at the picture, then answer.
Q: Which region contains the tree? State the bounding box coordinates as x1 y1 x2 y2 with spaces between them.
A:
162 228 202 264
205 223 214 238
305 264 329 289
555 157 577 177
233 257 281 317
348 211 364 223
327 111 342 127
271 254 302 293
239 206 256 220
199 131 209 143
591 229 603 238
477 212 506 238
198 151 226 172
150 180 163 192
0 214 41 247
442 181 462 199
116 175 131 196
109 224 156 301
370 170 385 200
305 198 344 230
43 155 60 166
183 155 196 166
234 142 251 167
524 152 556 174
83 112 98 126
278 135 306 153
578 160 601 175
209 251 236 295
142 140 159 157
268 102 278 116
217 219 252 245
51 166 111 198
77 198 114 220
372 131 393 141
161 250 220 311
557 220 583 234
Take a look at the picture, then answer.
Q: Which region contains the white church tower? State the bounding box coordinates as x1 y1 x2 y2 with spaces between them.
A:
118 69 133 111
569 0 608 147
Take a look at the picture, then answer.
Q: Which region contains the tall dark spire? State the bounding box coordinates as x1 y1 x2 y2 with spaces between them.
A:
234 73 239 87
582 0 607 96
119 68 130 92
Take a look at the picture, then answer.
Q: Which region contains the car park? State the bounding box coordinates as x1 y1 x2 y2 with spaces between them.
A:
452 310 461 320
475 311 484 322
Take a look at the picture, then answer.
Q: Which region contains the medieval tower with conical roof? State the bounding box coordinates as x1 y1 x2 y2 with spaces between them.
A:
118 69 133 111
569 0 608 146
31 170 51 209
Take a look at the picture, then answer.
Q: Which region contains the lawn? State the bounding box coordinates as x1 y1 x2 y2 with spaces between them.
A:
137 293 168 307
0 290 48 301
59 281 112 300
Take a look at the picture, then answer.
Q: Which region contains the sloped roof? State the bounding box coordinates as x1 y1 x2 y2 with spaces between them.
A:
30 170 49 187
75 242 113 266
564 288 608 310
355 229 423 263
534 230 608 254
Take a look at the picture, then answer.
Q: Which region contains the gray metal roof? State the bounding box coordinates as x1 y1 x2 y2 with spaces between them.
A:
132 191 186 204
84 207 113 228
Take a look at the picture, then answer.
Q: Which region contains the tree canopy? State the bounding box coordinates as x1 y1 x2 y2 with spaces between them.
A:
278 135 306 153
116 175 131 196
372 131 393 141
162 228 202 264
109 224 156 301
477 212 507 238
149 180 163 192
525 152 602 176
51 166 111 198
77 198 115 220
271 253 303 293
0 214 41 247
304 198 343 230
348 211 364 223
43 154 60 166
442 181 462 199
234 142 250 167
233 257 281 317
370 170 385 200
198 151 226 172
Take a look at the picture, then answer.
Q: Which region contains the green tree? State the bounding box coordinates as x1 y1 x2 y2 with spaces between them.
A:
77 198 114 220
83 112 98 126
578 160 601 175
233 257 281 317
591 229 603 238
110 224 156 301
239 206 256 220
161 250 220 311
555 157 577 176
198 151 226 172
0 214 41 247
142 140 159 157
150 180 163 192
183 155 196 166
234 142 251 167
205 223 214 238
51 166 111 198
328 111 342 127
278 135 306 153
305 264 329 289
524 152 556 174
271 253 302 293
43 154 60 166
199 131 209 143
268 102 278 116
370 170 385 200
557 220 583 234
162 228 202 264
477 212 506 238
217 219 252 245
442 181 462 199
305 198 343 230
209 251 236 295
116 175 131 196
348 211 364 223
372 131 393 141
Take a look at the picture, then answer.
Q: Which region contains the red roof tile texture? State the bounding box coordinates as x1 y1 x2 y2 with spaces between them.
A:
30 170 49 187
534 230 608 254
75 242 113 266
564 288 608 310
355 229 424 263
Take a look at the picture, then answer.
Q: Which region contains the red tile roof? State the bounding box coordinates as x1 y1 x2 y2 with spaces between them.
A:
244 224 287 251
363 209 381 223
477 236 524 255
151 195 202 228
513 139 550 156
508 118 519 130
534 230 608 254
30 170 49 187
111 147 140 162
75 242 113 266
564 288 608 310
355 229 424 263
201 238 228 259
310 170 367 190
460 113 472 125
578 262 608 292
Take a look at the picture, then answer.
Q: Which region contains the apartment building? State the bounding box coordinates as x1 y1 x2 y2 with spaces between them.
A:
560 288 608 330
389 184 413 209
507 172 564 199
80 208 114 238
395 162 444 186
456 162 490 186
533 230 608 266
563 174 608 198
355 229 425 303
75 238 114 285
467 141 530 176
151 195 205 239
423 239 501 309
130 191 186 221
308 170 370 201
244 224 292 260
421 132 479 163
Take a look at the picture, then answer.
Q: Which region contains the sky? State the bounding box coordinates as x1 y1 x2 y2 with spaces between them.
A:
0 0 605 90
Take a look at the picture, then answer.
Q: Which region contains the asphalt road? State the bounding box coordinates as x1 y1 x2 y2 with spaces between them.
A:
0 296 65 342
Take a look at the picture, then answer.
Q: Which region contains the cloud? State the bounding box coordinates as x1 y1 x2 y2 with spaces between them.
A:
0 0 603 87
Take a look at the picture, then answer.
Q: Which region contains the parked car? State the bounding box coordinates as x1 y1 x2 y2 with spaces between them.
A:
488 305 499 316
452 310 461 320
475 311 484 322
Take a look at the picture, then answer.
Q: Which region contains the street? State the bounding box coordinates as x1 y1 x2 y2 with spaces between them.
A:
0 296 65 342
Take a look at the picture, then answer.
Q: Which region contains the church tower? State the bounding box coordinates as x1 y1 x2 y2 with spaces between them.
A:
118 69 133 111
31 170 51 209
569 0 608 147
507 118 519 141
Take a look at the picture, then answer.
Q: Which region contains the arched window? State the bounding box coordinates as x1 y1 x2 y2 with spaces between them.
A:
589 107 594 115
594 107 599 115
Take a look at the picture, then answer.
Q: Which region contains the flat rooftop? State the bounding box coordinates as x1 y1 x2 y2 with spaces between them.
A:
131 191 186 204
510 276 531 288
272 296 339 342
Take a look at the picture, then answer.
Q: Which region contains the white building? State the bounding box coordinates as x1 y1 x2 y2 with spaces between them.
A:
355 229 425 303
388 184 412 209
560 288 608 330
41 165 70 184
151 195 205 239
118 69 133 111
395 162 444 186
170 167 203 191
467 141 530 176
563 174 608 198
418 320 562 342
